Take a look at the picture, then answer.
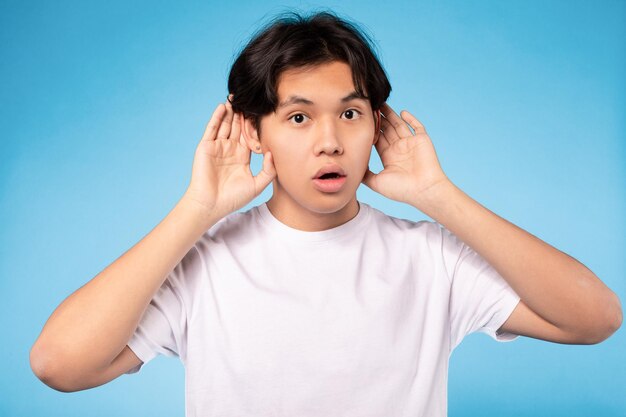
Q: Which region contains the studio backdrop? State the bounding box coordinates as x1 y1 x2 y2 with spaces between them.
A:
1 1 624 416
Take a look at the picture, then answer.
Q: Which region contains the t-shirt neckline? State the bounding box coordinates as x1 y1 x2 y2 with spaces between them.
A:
255 200 371 243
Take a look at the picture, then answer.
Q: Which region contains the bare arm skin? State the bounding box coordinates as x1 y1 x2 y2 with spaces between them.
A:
30 96 276 392
364 102 622 345
30 196 221 392
415 180 622 345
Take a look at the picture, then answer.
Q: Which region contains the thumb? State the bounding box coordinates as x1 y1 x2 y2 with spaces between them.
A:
253 151 277 195
361 166 378 190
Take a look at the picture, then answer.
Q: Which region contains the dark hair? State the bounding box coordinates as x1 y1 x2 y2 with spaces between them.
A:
227 10 392 137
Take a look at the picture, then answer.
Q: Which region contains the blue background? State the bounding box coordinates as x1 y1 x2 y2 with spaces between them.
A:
2 0 624 416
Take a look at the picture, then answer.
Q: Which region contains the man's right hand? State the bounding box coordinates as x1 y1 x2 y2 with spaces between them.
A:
183 95 276 221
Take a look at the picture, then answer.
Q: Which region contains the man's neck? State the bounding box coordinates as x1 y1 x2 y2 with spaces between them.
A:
265 194 360 232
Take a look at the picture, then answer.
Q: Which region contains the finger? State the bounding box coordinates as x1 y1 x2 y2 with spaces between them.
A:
400 110 427 135
375 126 391 153
231 111 242 142
239 130 248 149
237 113 250 149
380 116 399 142
253 151 277 195
216 97 234 139
361 166 377 190
201 103 226 142
381 102 413 138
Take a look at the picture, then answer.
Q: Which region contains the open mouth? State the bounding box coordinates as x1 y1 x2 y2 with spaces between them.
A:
318 173 344 180
312 172 347 193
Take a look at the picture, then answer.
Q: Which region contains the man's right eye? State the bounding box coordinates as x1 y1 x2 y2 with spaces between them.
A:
288 113 309 124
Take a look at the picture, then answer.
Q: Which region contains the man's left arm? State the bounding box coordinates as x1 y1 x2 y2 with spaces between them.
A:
410 179 622 345
363 103 622 345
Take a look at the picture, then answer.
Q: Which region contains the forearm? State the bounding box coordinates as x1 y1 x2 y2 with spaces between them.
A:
412 180 621 335
31 197 219 377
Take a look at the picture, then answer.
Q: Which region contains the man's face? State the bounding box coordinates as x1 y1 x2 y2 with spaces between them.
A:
244 60 380 226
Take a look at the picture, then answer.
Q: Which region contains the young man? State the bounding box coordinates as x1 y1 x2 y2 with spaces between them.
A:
31 11 621 416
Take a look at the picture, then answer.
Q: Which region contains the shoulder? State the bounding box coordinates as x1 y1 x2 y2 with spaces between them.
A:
366 203 445 241
200 206 259 244
366 205 467 287
366 204 467 264
167 207 260 288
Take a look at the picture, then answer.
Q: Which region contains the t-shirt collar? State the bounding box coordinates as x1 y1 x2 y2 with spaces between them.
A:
255 200 370 243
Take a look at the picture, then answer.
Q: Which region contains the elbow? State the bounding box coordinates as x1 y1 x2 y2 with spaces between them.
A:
30 340 80 393
582 291 623 345
604 292 623 340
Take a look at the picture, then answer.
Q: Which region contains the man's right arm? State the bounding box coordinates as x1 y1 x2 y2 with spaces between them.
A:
29 197 220 392
30 96 277 392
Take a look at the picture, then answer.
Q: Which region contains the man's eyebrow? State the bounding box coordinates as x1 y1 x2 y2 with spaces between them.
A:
277 91 366 109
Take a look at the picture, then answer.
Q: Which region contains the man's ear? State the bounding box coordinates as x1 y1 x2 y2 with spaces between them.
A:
373 109 382 145
241 116 262 153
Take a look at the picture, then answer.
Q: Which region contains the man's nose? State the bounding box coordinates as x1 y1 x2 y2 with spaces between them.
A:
313 118 343 155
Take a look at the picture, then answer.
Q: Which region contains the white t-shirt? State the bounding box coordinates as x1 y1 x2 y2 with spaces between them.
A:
125 201 521 416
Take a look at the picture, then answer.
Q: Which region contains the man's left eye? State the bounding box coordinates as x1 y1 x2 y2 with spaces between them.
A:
342 109 362 120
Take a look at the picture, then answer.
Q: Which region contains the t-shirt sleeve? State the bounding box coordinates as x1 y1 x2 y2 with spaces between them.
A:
438 224 521 351
124 248 195 375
